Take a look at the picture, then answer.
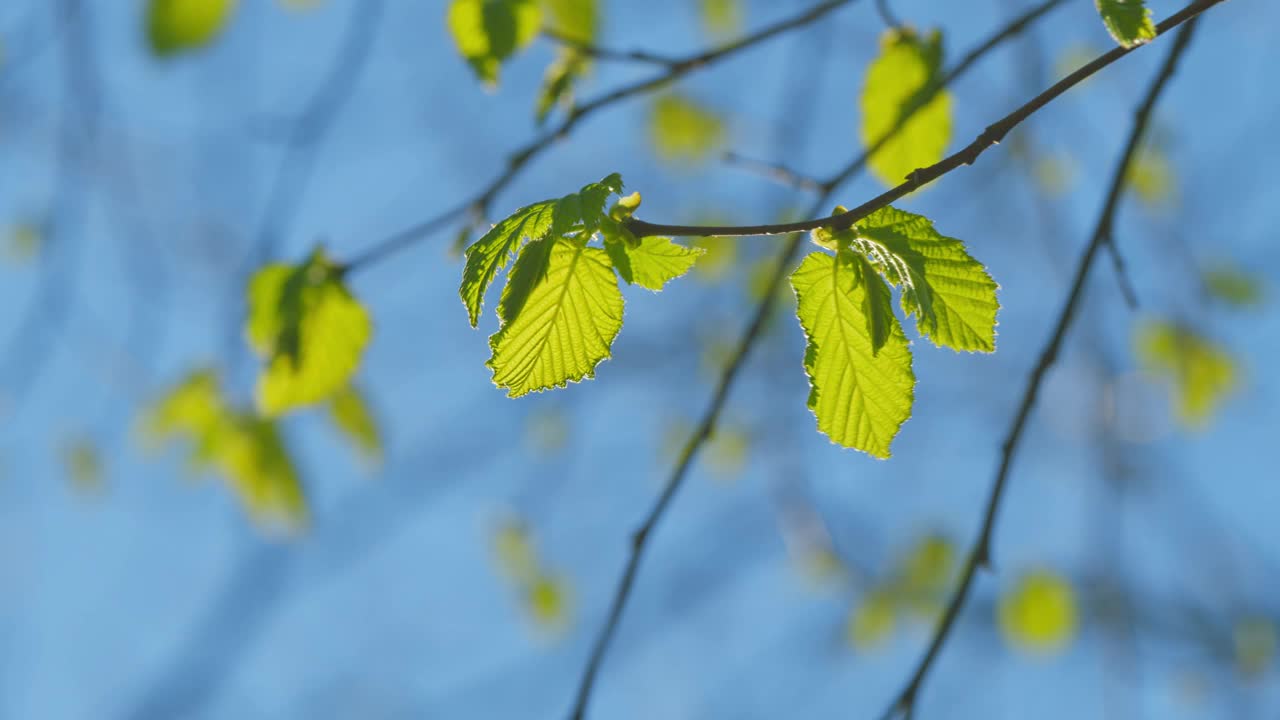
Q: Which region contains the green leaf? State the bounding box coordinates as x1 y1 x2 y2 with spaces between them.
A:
1135 320 1238 428
649 93 727 165
535 49 590 125
1095 0 1156 48
603 229 703 291
147 0 239 57
542 0 596 43
1203 266 1264 308
246 248 373 416
487 237 624 397
1125 143 1175 207
700 0 743 38
327 385 383 467
448 0 542 86
143 371 307 530
860 28 952 188
460 173 623 326
791 251 915 457
826 205 999 353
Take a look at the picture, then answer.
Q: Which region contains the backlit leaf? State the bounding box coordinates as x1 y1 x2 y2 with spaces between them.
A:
448 0 542 86
542 0 596 43
1135 320 1237 428
604 231 703 291
1203 266 1264 308
791 250 915 457
246 248 373 416
327 385 382 467
649 93 726 165
998 570 1078 655
700 0 743 37
147 0 238 57
848 588 897 650
860 28 951 187
1095 0 1156 48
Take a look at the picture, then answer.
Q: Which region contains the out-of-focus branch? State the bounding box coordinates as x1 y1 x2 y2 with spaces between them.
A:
540 28 681 67
878 19 1203 720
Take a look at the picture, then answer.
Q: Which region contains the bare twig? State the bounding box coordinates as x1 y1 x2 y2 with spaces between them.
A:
625 0 1222 240
722 151 824 191
565 2 1078 717
343 0 859 273
541 28 681 67
877 19 1203 720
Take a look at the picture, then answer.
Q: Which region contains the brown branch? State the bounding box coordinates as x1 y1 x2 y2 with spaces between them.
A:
564 1 1080 718
343 0 859 273
877 18 1203 720
624 0 1224 240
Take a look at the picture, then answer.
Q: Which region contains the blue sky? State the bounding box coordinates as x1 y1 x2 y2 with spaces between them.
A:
2 0 1278 718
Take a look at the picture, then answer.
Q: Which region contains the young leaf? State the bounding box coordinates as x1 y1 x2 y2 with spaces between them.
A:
1135 320 1237 428
648 93 727 165
147 0 239 57
327 385 383 467
447 0 542 86
997 570 1078 655
1095 0 1156 48
847 588 897 650
487 237 624 397
542 0 597 43
535 49 589 125
791 250 915 458
602 223 703 291
849 205 999 353
1203 266 1264 308
860 28 951 188
246 248 373 416
700 0 743 38
460 173 623 326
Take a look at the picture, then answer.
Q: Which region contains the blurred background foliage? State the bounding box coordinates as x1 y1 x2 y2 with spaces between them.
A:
1 0 1278 718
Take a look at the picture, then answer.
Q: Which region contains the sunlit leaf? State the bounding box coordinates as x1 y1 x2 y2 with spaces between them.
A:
526 573 571 629
246 248 373 416
791 250 915 457
525 405 570 455
847 588 897 650
649 93 727 166
1095 0 1156 48
700 0 742 37
998 570 1078 655
147 0 239 57
535 48 590 125
542 0 596 43
447 0 542 86
487 238 624 397
327 385 382 468
1135 320 1237 429
860 28 951 187
1125 144 1174 207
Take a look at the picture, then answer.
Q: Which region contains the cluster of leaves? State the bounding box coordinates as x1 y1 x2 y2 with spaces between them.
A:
460 173 702 397
492 517 573 630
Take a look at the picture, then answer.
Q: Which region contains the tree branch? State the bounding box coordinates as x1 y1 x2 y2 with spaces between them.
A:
877 18 1203 720
343 0 859 273
624 0 1224 240
540 28 681 67
563 1 1080 717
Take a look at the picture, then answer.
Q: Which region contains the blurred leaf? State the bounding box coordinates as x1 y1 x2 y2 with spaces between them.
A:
860 28 951 188
691 235 737 282
147 0 239 57
1125 144 1174 207
998 570 1078 655
1135 320 1237 429
493 518 539 583
63 437 103 494
1233 617 1276 678
1033 154 1075 197
535 48 589 125
144 371 307 530
327 385 382 468
705 425 749 479
898 534 954 596
542 0 596 42
700 0 742 38
448 0 542 86
1095 0 1156 48
1053 44 1102 83
847 588 897 650
791 249 914 457
525 405 570 455
246 248 373 416
4 223 43 265
1203 266 1264 308
526 573 571 629
649 93 727 166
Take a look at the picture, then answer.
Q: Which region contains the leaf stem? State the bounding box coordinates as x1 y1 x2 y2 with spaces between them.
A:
624 0 1224 241
876 18 1203 720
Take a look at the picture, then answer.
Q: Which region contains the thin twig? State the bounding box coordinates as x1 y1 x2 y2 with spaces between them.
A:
875 0 904 30
625 0 1222 240
722 151 825 191
343 0 859 274
541 28 681 67
564 2 1078 717
877 19 1202 720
